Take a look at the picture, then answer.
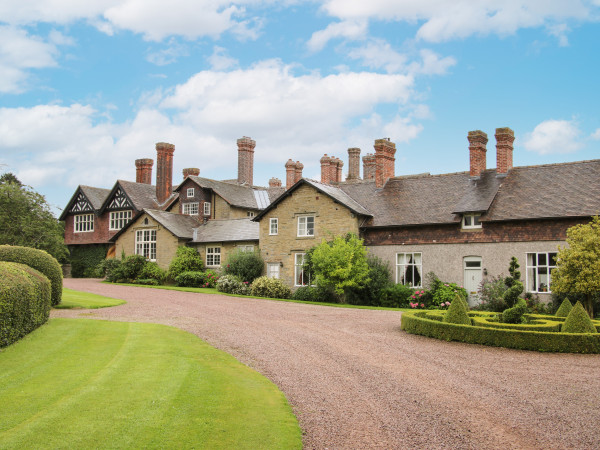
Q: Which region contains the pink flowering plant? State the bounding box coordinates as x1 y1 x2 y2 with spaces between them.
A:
430 276 468 308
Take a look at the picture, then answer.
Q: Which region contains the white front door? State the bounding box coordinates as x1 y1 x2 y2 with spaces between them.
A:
463 256 482 306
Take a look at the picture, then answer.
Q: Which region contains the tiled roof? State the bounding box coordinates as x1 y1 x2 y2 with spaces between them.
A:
182 176 267 210
144 209 198 239
117 180 161 210
193 218 259 243
303 179 372 216
80 185 110 210
452 170 502 214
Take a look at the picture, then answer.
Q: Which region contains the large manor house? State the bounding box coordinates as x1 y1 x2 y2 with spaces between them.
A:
61 129 600 303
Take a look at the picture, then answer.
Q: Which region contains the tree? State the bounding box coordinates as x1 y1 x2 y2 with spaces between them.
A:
308 233 370 303
552 216 600 318
0 174 68 263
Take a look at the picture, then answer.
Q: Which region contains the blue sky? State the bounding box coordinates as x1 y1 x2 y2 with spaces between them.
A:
1 1 599 215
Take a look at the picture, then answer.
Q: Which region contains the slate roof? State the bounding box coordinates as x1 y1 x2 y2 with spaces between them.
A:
193 218 259 243
452 170 503 214
179 176 268 210
142 210 198 240
59 185 111 219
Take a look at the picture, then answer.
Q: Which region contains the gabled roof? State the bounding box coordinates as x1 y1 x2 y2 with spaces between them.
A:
59 185 110 220
99 180 168 213
109 209 197 242
452 170 502 214
253 178 372 222
193 219 259 243
177 176 269 210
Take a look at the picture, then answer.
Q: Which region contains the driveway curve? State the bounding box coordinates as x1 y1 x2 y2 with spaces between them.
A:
55 279 600 449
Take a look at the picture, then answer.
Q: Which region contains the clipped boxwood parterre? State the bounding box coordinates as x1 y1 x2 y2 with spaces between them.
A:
0 261 51 347
401 310 600 353
0 245 63 306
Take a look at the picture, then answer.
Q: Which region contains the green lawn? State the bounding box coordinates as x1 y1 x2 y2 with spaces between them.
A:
55 288 127 309
0 319 302 449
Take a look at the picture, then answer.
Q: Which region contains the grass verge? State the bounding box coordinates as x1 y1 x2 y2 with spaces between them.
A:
54 288 126 309
0 318 302 449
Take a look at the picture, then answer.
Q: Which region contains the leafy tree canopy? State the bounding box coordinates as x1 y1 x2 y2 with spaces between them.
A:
0 174 68 263
552 216 600 318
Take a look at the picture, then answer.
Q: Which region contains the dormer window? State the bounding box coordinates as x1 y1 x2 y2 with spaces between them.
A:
462 213 482 229
187 188 195 198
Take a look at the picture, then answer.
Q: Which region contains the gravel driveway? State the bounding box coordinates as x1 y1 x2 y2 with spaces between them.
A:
54 279 600 449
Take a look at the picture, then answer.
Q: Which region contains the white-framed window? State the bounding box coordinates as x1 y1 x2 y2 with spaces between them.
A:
526 252 557 293
295 253 310 286
267 263 280 279
109 210 132 230
206 247 221 266
247 211 255 218
396 252 422 287
187 188 195 198
462 213 482 229
238 245 254 252
182 202 199 215
203 202 211 216
297 216 315 237
74 214 94 232
135 229 156 261
269 218 278 235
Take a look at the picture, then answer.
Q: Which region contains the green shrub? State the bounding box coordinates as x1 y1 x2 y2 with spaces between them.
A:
0 245 63 306
429 276 467 308
216 275 250 295
250 276 291 299
135 278 160 286
121 255 148 281
137 262 167 284
345 256 392 306
555 298 573 318
501 298 528 324
476 276 508 312
379 283 415 308
443 294 471 325
168 247 204 280
224 250 264 283
562 302 597 333
100 259 126 283
291 286 333 303
0 261 51 347
69 244 108 278
175 271 219 288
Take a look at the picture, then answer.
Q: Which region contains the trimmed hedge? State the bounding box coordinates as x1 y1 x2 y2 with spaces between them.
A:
555 298 573 317
0 261 51 347
562 302 597 333
0 245 63 306
401 310 600 353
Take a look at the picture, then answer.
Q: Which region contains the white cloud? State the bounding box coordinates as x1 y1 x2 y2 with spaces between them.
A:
408 49 456 75
146 38 189 66
319 0 593 43
307 20 368 52
208 46 239 70
591 128 600 140
546 23 570 46
523 119 583 154
0 26 60 93
347 39 407 73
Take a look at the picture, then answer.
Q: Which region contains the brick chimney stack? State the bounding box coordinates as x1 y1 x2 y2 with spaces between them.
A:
495 127 515 175
237 136 256 186
347 147 361 180
156 142 175 204
285 159 296 190
468 130 488 178
334 157 344 182
269 177 282 187
294 161 304 183
374 138 396 188
363 153 376 180
182 168 200 179
135 158 153 184
320 154 332 184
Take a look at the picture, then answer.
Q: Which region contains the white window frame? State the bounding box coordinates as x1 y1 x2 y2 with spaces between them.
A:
74 214 94 233
247 211 255 218
462 213 482 229
206 247 221 267
267 263 280 279
182 202 199 215
297 216 315 237
109 210 132 230
295 253 310 286
187 188 195 198
269 218 278 235
135 229 156 261
396 252 423 288
238 245 254 252
526 252 557 293
203 202 211 216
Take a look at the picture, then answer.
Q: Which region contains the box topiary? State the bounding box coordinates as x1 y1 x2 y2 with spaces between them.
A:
443 294 471 325
555 298 573 318
502 298 528 324
562 302 597 333
0 245 62 306
0 261 51 347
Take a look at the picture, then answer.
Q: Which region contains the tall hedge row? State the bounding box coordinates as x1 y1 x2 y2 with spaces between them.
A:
0 245 63 306
0 261 51 347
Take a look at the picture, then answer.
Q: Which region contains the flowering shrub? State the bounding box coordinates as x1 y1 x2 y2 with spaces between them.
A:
216 275 250 295
250 276 292 299
175 270 219 288
430 278 467 307
409 302 426 309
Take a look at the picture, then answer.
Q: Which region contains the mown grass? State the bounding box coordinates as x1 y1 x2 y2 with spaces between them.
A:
54 288 126 309
0 319 302 449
